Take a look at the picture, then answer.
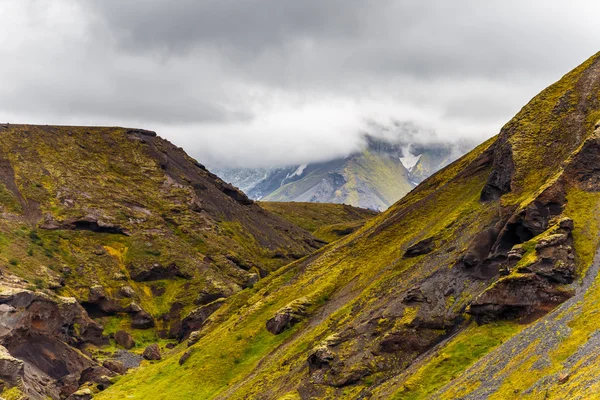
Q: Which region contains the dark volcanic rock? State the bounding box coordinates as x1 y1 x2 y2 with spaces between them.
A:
143 343 161 361
129 262 192 282
102 359 127 375
179 299 225 339
179 349 193 366
480 139 515 201
0 345 24 385
468 273 572 323
403 237 435 258
114 330 135 350
266 298 310 335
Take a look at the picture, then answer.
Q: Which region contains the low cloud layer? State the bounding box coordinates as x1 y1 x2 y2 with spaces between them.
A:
1 1 599 167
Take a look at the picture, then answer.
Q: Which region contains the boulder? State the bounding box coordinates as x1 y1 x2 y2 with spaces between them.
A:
66 387 93 400
179 349 192 366
403 237 435 258
131 309 155 329
114 330 135 350
307 345 335 372
102 359 127 375
117 285 136 298
143 344 161 361
187 331 202 347
78 365 115 388
127 302 155 329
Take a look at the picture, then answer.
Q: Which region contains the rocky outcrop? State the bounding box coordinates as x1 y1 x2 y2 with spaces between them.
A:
0 287 111 399
0 345 24 385
480 138 515 201
266 297 311 335
127 303 155 329
178 299 225 339
403 237 435 258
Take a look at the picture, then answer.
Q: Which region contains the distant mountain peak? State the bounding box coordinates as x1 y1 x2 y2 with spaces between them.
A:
215 134 474 210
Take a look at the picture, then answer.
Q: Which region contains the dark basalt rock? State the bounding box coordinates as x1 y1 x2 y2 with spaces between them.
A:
179 349 193 366
402 287 426 304
126 128 157 137
266 298 310 335
463 225 501 268
220 185 254 205
131 310 155 329
114 330 135 350
102 359 127 375
129 262 192 282
403 237 435 258
468 273 572 323
78 365 115 387
307 346 335 372
178 299 225 339
480 139 515 201
41 217 128 235
81 285 123 317
142 343 161 361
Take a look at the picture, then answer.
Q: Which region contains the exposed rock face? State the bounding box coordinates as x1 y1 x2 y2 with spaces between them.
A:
178 299 225 339
0 287 109 399
0 345 24 385
480 138 515 201
266 298 311 335
403 237 435 258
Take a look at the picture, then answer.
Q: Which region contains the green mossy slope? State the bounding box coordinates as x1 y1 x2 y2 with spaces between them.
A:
259 201 377 242
0 125 321 346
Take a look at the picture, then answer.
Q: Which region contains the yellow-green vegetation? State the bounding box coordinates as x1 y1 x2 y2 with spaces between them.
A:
503 52 600 205
565 188 600 273
390 321 522 400
1 387 25 400
259 201 377 242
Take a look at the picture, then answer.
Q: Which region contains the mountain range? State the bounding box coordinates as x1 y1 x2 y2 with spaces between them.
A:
1 52 600 400
214 134 474 211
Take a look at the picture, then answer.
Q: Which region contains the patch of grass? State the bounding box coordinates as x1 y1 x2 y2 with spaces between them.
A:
392 321 522 400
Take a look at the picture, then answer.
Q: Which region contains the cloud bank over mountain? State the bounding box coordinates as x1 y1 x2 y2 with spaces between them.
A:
1 0 600 167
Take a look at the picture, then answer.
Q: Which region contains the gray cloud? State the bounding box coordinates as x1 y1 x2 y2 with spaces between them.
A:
0 0 599 167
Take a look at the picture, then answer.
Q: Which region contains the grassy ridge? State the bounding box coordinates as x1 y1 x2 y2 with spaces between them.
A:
259 201 377 242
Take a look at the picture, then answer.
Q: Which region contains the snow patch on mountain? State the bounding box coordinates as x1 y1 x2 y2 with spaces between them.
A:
399 146 421 170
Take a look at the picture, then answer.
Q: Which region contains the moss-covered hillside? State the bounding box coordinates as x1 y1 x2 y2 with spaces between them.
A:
97 52 600 399
0 124 324 397
259 202 378 243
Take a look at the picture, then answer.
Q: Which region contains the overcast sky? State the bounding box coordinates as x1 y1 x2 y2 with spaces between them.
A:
1 1 599 168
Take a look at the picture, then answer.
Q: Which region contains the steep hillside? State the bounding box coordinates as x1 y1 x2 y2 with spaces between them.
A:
258 202 378 243
216 136 468 211
99 52 600 400
0 125 321 399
